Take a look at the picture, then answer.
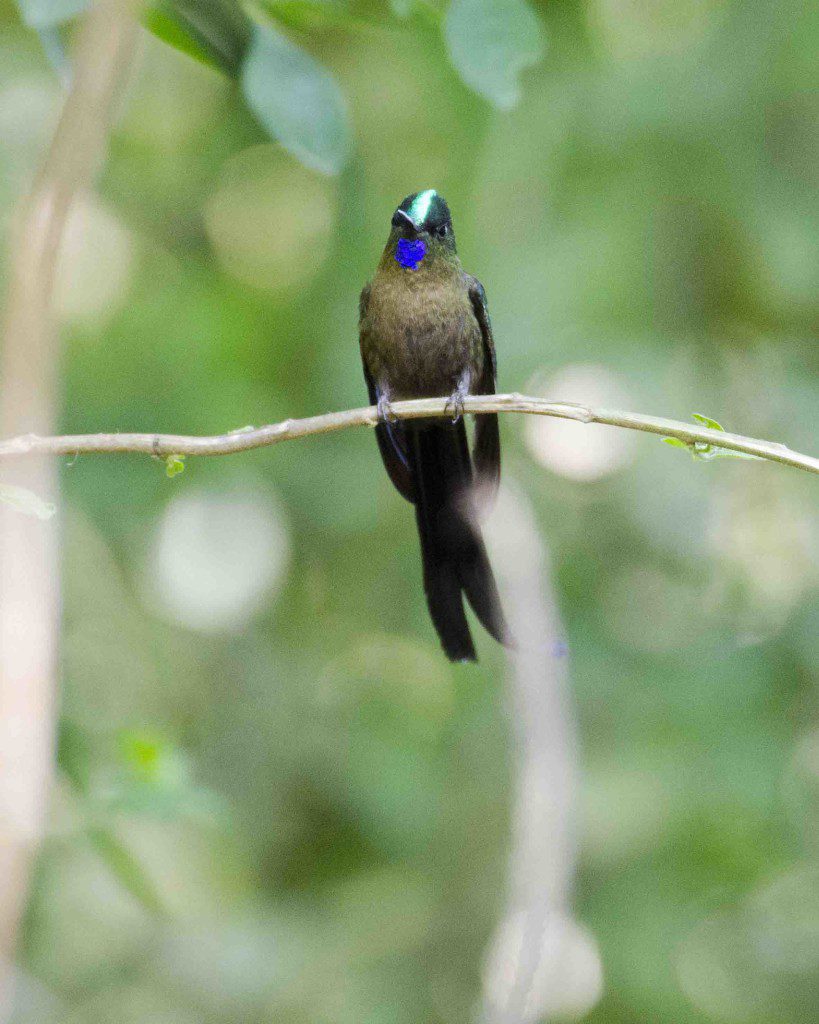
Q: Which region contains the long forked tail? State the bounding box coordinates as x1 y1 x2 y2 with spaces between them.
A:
408 420 507 662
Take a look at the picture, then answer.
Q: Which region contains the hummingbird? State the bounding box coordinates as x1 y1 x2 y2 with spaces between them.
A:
359 190 508 661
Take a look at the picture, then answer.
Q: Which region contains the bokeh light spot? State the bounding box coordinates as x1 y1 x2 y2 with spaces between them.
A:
145 484 290 633
204 145 336 293
524 363 638 481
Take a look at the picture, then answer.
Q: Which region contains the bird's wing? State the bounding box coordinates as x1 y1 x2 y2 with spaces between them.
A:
467 276 500 499
359 283 415 503
358 281 371 321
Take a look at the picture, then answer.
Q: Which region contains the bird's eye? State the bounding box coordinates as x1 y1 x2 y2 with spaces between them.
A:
435 224 449 238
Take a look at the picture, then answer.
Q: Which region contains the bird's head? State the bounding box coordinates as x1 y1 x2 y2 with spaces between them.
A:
388 189 456 271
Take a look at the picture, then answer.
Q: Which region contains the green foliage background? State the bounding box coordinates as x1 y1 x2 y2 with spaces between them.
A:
1 0 817 1021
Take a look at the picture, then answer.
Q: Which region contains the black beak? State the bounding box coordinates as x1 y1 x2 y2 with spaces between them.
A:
391 208 417 233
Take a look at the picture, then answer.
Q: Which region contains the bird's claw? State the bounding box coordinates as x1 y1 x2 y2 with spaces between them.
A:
377 393 398 424
444 390 466 423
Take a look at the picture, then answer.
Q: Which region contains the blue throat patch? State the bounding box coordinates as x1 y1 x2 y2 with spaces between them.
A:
396 237 426 271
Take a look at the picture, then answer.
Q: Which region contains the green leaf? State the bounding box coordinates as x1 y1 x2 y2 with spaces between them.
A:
692 412 725 431
35 25 70 77
692 446 762 462
390 0 442 27
98 730 222 821
241 20 351 174
413 0 444 28
663 414 764 462
15 0 88 29
87 826 166 915
0 484 56 520
263 0 378 32
165 454 186 478
444 0 545 110
122 732 164 782
144 8 226 72
145 0 251 77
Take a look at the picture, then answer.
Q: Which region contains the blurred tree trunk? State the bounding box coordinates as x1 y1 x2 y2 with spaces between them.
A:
0 1 139 1014
480 483 602 1023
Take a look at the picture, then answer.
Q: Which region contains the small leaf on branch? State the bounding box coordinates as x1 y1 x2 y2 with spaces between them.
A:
663 413 764 462
165 454 186 478
691 412 725 431
0 483 56 519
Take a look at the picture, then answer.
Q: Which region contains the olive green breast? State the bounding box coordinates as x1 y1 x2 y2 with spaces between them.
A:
360 253 484 399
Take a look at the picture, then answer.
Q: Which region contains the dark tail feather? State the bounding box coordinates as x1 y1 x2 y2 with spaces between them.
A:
411 422 475 661
447 419 508 645
458 536 508 647
408 420 507 661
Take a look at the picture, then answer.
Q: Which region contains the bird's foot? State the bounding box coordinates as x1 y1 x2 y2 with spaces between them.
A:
377 392 398 424
444 387 467 423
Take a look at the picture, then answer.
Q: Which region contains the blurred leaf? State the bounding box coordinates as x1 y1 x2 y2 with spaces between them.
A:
89 731 223 821
144 8 227 72
35 25 70 78
444 0 545 110
15 0 88 29
165 453 186 478
0 483 56 520
87 826 166 915
145 0 251 77
123 732 164 782
413 0 444 27
241 20 351 174
390 0 442 27
264 0 378 32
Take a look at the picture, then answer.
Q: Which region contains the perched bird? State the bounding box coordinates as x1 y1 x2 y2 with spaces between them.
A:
359 190 508 661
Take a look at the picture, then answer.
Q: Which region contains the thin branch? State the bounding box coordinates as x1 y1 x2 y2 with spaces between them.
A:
0 393 816 474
